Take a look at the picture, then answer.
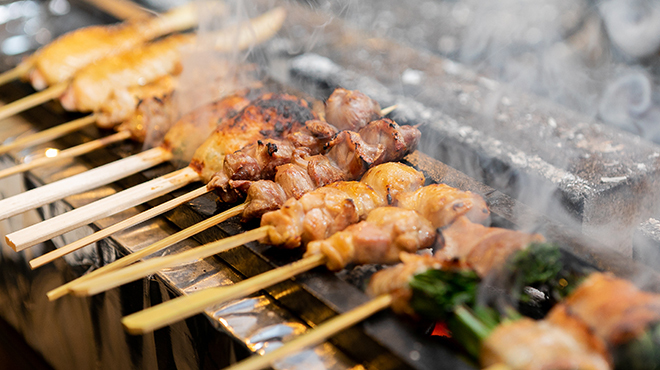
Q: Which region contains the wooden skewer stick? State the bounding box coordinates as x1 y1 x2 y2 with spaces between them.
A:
380 104 397 116
0 82 68 122
0 146 171 222
0 130 130 180
81 0 154 20
46 203 246 301
224 294 394 370
122 254 326 334
0 63 31 88
71 226 273 296
0 114 97 155
29 185 211 269
6 166 199 252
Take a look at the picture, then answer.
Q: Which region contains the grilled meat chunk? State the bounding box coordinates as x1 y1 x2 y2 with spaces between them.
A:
438 216 545 277
325 88 381 130
396 184 490 228
60 34 193 112
163 93 251 163
190 94 317 182
547 273 660 346
96 74 176 129
482 318 611 370
305 207 436 271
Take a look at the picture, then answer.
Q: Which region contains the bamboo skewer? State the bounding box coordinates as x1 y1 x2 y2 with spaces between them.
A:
46 203 246 300
380 104 397 116
71 226 273 296
0 146 171 222
224 294 394 370
0 63 31 87
81 0 153 20
0 83 67 122
122 254 326 334
0 114 97 155
0 130 131 180
29 185 211 269
5 166 199 251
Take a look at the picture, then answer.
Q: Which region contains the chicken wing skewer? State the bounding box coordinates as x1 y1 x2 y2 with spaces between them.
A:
0 1 197 88
0 7 285 123
28 89 389 268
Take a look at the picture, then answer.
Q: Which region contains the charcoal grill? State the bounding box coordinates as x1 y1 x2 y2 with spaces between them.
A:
1 1 660 369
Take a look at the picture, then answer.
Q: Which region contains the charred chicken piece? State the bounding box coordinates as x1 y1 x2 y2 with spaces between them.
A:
207 119 338 202
189 93 317 182
161 93 252 163
239 119 421 220
324 88 382 131
482 318 611 370
438 216 545 277
304 207 436 271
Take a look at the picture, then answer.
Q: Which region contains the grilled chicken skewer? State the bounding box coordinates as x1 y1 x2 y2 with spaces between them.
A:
0 2 198 88
5 92 317 252
30 88 387 268
0 7 286 122
0 8 287 222
117 163 489 333
223 226 609 370
0 75 177 178
46 120 421 300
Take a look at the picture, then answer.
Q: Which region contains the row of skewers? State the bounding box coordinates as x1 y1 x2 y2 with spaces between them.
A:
1 3 659 370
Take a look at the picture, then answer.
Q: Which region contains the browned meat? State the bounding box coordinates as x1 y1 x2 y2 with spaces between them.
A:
115 85 177 144
547 273 660 346
241 121 421 220
241 180 288 220
360 162 426 205
95 74 176 129
437 217 544 277
60 34 194 112
206 118 338 200
190 94 317 182
22 4 196 89
482 319 611 370
395 184 490 228
305 207 436 271
367 252 445 316
325 88 382 130
261 182 380 249
164 93 251 163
